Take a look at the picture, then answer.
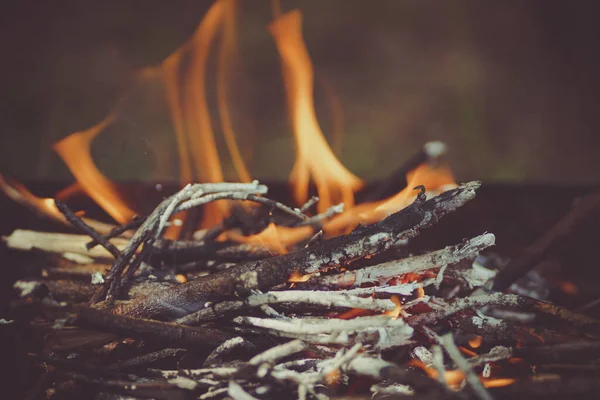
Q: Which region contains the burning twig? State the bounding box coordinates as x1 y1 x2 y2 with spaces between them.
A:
436 332 493 400
177 290 396 325
301 232 495 290
364 140 448 202
95 181 268 303
110 181 481 319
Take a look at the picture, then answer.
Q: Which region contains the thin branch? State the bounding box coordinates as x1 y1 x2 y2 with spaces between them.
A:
301 233 494 290
176 290 395 325
406 293 600 335
437 332 492 400
55 200 121 259
86 215 144 250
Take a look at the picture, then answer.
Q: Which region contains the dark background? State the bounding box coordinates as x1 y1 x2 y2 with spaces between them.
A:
1 0 600 185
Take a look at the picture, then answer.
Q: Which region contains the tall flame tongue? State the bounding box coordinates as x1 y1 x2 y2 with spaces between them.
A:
161 0 249 229
53 114 136 224
165 0 227 228
268 11 363 213
217 0 251 184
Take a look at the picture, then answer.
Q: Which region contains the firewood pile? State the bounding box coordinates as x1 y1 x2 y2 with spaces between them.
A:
5 180 600 399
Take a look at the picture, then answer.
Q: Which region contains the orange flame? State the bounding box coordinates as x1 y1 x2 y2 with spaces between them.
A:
469 335 483 349
374 162 456 218
25 1 460 254
288 270 311 283
160 0 253 229
0 174 116 234
53 114 137 224
268 10 363 213
383 295 402 319
324 162 456 235
217 0 251 183
226 222 313 255
411 360 515 389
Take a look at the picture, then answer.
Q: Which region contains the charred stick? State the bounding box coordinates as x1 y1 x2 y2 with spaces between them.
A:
436 332 493 400
150 238 271 264
107 348 186 370
492 188 600 292
86 215 145 250
43 303 234 349
203 337 254 367
346 355 447 395
406 293 600 335
59 371 200 395
97 182 268 303
54 200 121 259
467 346 513 367
112 182 481 320
94 195 175 304
176 290 396 325
117 236 156 298
300 233 495 290
363 141 447 202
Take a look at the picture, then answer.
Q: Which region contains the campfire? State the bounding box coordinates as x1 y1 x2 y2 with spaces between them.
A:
3 1 600 399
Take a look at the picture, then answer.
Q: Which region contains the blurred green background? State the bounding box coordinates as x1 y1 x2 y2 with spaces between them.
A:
1 0 599 184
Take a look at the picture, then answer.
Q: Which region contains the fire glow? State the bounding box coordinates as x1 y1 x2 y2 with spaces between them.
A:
0 0 460 337
20 0 455 246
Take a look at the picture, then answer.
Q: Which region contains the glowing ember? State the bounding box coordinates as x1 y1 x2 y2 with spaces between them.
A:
383 295 402 319
469 335 483 349
482 378 516 388
459 346 478 357
268 10 363 213
288 270 311 283
411 360 515 390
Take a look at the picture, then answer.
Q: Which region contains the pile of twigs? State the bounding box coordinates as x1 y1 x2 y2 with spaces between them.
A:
6 180 600 399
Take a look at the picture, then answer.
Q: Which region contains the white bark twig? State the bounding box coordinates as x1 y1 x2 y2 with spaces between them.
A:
438 332 492 400
302 233 495 289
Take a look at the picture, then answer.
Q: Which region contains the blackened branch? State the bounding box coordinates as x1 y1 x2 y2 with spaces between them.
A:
54 200 121 259
86 215 145 250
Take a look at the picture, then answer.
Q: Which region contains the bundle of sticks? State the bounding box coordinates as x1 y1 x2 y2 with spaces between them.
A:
6 180 600 399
